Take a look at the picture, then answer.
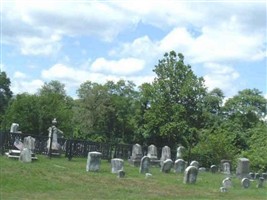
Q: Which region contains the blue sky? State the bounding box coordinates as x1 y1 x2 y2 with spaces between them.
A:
1 0 266 99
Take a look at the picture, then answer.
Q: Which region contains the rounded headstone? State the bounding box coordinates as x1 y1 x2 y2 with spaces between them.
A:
241 178 250 188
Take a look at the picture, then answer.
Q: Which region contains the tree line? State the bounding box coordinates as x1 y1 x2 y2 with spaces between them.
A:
0 51 266 171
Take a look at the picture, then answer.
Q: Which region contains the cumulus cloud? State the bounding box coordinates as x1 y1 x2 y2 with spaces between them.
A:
203 63 240 97
11 79 44 95
91 58 145 75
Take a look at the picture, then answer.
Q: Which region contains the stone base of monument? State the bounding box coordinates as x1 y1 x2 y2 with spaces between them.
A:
48 149 61 157
5 149 38 160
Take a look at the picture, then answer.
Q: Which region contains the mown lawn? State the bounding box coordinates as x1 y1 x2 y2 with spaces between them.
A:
0 155 266 200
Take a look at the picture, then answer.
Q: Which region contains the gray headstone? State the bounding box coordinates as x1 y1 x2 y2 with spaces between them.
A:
210 165 218 173
190 160 199 169
139 156 150 174
236 158 250 178
199 167 206 172
160 146 171 166
147 144 158 160
241 178 250 188
23 136 35 152
184 166 198 184
222 162 231 175
254 173 260 179
249 172 255 179
161 159 173 173
117 170 125 178
176 146 185 159
19 148 32 163
174 159 186 173
129 144 142 166
86 151 102 172
111 158 124 173
257 177 264 188
222 177 232 188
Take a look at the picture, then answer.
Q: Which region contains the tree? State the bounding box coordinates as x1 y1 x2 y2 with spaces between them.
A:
37 81 74 137
0 71 13 129
141 51 207 160
3 93 40 134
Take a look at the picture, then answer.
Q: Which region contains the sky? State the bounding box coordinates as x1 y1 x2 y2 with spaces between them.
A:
1 0 266 99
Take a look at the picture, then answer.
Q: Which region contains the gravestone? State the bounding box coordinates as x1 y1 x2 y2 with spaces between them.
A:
145 173 152 179
117 170 125 178
173 159 186 173
160 146 171 166
47 118 64 156
19 148 32 163
221 160 231 174
23 136 35 152
222 177 232 188
161 159 173 173
139 156 150 174
210 165 218 173
129 144 142 167
257 177 264 188
199 167 206 172
183 166 198 184
236 158 250 178
176 146 185 159
111 158 124 174
190 160 199 169
262 173 267 180
241 178 250 188
249 172 255 179
220 187 227 192
147 144 160 166
10 123 22 133
86 151 102 172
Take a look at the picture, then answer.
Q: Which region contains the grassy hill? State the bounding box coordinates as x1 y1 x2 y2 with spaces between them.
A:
0 155 266 199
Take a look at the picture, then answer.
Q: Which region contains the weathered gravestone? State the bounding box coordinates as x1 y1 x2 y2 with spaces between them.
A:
254 173 260 179
117 170 125 178
222 177 232 188
129 144 142 167
173 159 186 173
236 158 250 178
111 158 124 174
183 166 198 184
241 178 250 188
249 172 255 179
139 156 150 174
210 165 218 173
161 159 173 173
190 160 199 169
10 123 22 133
221 160 231 175
147 144 160 166
86 151 102 172
199 167 206 172
160 146 171 166
19 148 32 163
176 146 185 159
257 177 264 188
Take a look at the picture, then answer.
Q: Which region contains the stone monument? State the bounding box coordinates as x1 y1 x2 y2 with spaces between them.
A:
86 151 102 172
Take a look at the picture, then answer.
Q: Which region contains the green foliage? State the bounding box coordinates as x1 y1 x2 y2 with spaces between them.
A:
140 51 207 152
241 123 267 171
0 71 13 128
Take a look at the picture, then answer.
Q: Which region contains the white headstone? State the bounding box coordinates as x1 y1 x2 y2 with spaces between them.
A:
190 160 199 169
184 166 198 184
236 158 250 178
176 146 185 159
222 162 231 175
111 158 124 174
222 177 232 188
19 148 32 163
210 165 218 173
23 136 35 152
160 146 171 166
86 151 102 172
147 144 158 160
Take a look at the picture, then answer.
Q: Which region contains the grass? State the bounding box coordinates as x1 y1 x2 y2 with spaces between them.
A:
0 155 266 200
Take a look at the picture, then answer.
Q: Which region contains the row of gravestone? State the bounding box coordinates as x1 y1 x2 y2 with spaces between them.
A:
85 151 199 184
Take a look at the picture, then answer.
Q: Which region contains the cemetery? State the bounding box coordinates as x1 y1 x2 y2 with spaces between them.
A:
0 128 266 199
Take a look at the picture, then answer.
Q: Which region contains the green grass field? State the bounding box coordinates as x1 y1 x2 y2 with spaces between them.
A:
0 155 266 200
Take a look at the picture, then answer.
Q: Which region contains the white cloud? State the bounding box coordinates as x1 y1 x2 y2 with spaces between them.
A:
91 58 145 75
203 63 240 97
14 71 27 79
11 79 44 95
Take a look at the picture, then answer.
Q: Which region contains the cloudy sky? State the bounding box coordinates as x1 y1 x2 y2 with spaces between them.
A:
1 0 266 99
